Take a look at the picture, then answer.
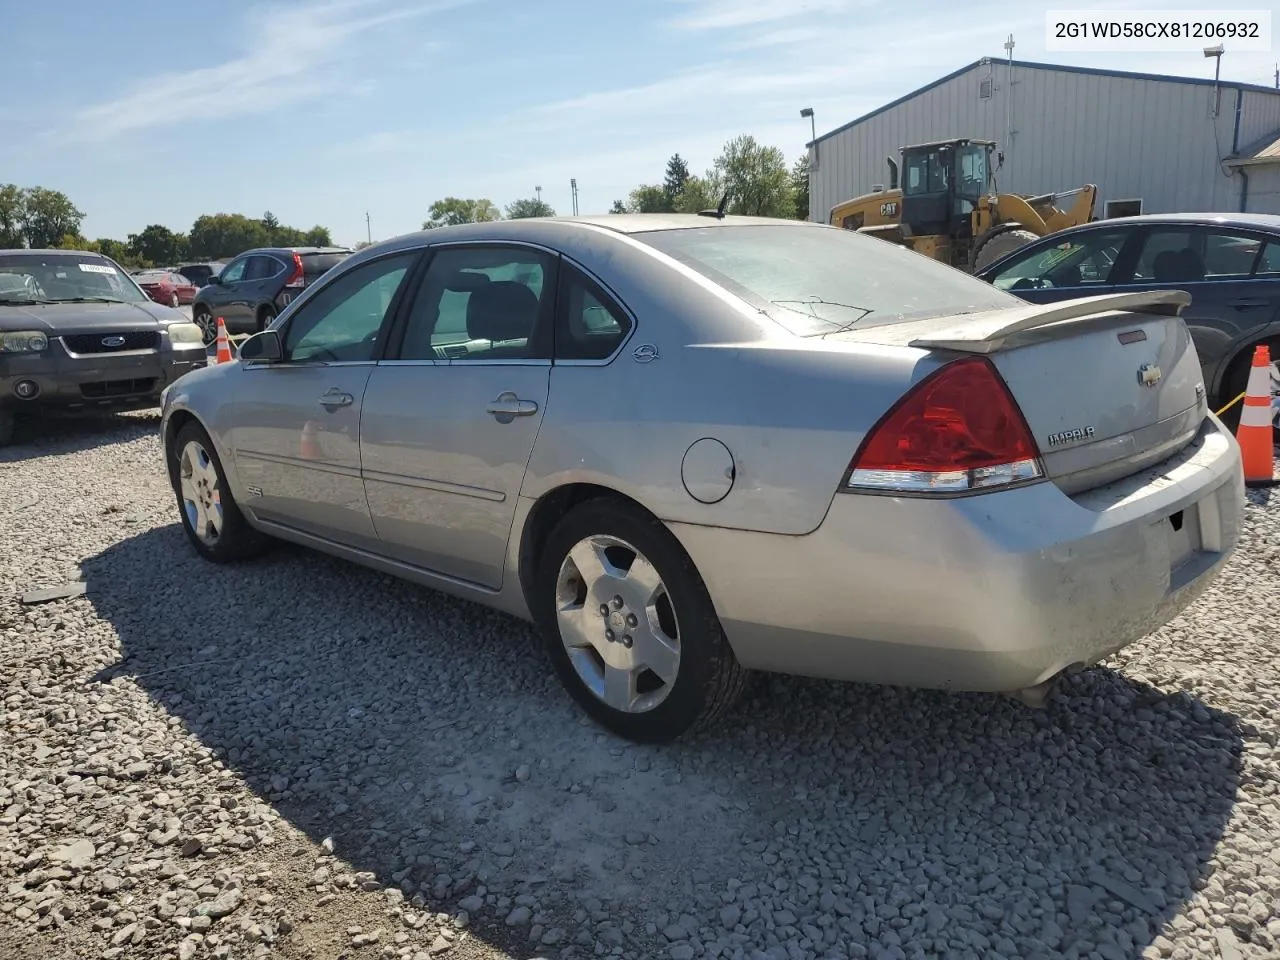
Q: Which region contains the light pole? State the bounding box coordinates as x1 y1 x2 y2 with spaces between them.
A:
800 107 817 169
570 178 579 216
1204 44 1225 117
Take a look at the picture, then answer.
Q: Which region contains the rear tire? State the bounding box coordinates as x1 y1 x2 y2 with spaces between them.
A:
193 306 216 346
973 227 1040 273
1217 337 1280 435
0 409 15 448
257 306 277 333
168 421 271 563
531 497 748 743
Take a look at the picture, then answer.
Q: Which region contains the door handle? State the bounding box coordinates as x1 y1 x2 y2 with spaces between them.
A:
318 388 353 409
1228 298 1269 308
486 391 539 422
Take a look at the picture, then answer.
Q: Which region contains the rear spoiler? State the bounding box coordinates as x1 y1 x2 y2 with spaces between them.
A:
908 290 1191 355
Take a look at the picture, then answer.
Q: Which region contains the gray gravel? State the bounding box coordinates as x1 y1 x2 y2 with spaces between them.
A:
2 410 1280 960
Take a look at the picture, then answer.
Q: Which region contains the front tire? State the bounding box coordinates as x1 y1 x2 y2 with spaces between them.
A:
192 306 216 346
169 421 271 563
169 292 180 308
531 497 747 743
973 227 1040 273
1217 337 1280 434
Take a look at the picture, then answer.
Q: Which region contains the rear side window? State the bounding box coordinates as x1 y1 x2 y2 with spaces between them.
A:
635 224 1017 336
556 264 632 360
302 252 350 278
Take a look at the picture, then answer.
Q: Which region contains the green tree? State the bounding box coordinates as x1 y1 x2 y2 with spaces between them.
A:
663 154 690 207
187 213 272 259
302 226 333 247
19 187 86 249
262 210 280 233
95 238 136 266
626 184 670 213
673 174 724 215
504 197 556 219
423 197 501 229
608 200 627 214
790 155 810 221
128 224 187 266
712 135 793 218
0 184 24 248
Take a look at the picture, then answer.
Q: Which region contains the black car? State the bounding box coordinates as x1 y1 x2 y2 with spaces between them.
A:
0 250 209 447
191 246 352 344
974 213 1280 429
175 262 226 288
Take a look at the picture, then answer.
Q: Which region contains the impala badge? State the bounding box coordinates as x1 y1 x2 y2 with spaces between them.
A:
1047 425 1095 447
632 343 659 363
101 336 126 348
1137 363 1161 388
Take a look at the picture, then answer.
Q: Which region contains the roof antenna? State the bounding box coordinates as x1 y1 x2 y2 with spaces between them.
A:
698 192 730 220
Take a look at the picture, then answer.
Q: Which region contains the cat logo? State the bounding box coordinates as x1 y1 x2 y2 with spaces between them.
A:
879 201 898 218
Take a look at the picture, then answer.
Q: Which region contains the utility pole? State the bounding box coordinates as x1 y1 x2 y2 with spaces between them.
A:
1275 62 1278 88
535 185 542 204
570 178 579 216
365 211 371 244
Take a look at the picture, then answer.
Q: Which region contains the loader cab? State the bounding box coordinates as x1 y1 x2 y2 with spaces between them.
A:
899 139 994 239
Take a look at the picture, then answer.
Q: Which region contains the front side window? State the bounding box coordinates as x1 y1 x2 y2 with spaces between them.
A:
282 252 417 363
220 259 247 284
397 246 554 361
0 252 148 304
988 230 1129 292
635 224 1018 337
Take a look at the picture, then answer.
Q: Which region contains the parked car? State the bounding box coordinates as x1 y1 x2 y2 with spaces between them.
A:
135 269 200 308
159 215 1244 742
190 247 352 345
974 212 1280 429
175 262 225 288
0 249 209 447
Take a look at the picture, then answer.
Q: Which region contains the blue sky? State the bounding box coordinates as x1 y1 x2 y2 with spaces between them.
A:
2 0 1277 247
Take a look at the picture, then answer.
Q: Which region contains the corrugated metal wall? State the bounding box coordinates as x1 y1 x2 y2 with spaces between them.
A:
809 63 1280 221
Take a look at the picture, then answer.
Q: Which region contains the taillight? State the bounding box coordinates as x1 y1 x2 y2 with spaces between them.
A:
284 253 305 288
844 356 1044 495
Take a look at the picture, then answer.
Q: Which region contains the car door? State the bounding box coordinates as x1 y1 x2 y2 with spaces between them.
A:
979 226 1136 304
359 242 558 589
244 254 286 318
1106 226 1280 397
222 249 421 548
206 256 249 323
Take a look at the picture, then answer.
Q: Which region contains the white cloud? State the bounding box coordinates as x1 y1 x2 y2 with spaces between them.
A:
64 0 470 142
664 0 864 31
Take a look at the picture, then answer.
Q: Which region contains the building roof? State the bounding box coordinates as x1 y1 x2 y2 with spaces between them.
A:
1225 128 1280 168
810 58 1280 148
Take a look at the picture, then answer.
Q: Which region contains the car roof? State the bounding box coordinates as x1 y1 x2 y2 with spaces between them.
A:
1065 212 1280 232
0 248 112 257
237 246 354 256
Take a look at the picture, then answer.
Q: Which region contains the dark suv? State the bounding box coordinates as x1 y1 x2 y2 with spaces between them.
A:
190 246 352 344
175 262 225 288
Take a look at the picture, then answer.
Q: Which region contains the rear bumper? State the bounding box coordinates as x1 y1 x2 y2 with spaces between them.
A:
0 341 207 411
669 416 1245 693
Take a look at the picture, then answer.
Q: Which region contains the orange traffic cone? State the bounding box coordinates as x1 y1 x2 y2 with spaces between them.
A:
1236 344 1277 488
214 317 234 364
299 420 320 460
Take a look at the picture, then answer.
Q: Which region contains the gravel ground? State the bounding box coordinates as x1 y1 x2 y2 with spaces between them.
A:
3 411 1280 960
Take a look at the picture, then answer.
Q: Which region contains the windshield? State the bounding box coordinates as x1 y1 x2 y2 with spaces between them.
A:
634 224 1020 336
0 253 149 304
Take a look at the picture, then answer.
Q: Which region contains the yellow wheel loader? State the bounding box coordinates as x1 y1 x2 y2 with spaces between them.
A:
828 138 1097 273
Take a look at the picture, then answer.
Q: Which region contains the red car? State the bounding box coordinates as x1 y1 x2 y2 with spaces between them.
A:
135 270 198 308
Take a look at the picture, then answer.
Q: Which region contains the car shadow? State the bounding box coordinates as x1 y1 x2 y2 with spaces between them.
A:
0 408 160 463
82 525 1245 959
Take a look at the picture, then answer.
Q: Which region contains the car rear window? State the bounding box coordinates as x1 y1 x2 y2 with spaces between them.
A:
634 224 1020 336
301 252 350 278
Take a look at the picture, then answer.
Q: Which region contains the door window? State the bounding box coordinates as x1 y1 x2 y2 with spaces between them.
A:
397 246 555 361
988 230 1128 292
1257 241 1280 278
1126 230 1202 284
220 259 247 283
282 252 418 364
1203 233 1264 279
246 255 283 281
556 264 633 360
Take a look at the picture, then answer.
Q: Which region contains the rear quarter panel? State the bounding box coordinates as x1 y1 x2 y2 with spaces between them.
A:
519 230 941 536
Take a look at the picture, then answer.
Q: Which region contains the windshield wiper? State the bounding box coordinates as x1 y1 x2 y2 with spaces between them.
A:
49 296 128 304
0 297 56 305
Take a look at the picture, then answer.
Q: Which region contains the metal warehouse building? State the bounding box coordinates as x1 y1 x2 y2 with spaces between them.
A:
807 58 1280 223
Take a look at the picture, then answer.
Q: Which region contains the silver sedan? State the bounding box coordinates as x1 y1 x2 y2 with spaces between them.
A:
159 214 1245 743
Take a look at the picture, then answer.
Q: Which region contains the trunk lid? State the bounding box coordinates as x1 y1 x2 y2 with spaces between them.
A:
831 291 1208 495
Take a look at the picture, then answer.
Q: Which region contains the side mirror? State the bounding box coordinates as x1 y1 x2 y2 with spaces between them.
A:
238 330 282 363
206 274 222 285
